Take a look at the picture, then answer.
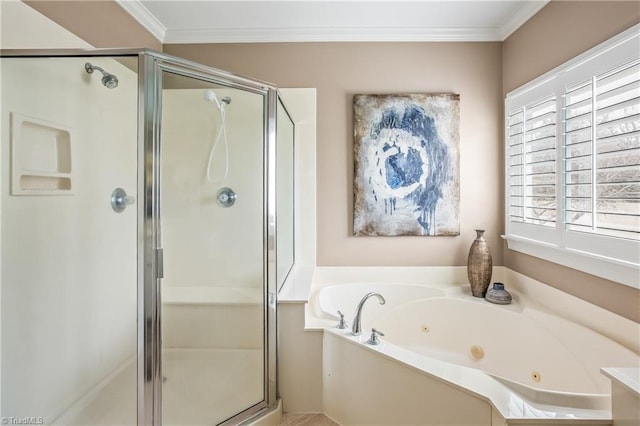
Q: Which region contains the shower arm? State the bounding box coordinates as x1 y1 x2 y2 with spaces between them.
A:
85 62 105 75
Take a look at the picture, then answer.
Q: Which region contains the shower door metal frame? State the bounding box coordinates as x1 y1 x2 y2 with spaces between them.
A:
139 51 162 426
141 50 280 426
0 48 280 426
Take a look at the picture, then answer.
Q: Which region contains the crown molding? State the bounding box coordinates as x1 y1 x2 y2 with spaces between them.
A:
500 0 549 40
116 0 166 43
117 0 548 44
163 27 504 44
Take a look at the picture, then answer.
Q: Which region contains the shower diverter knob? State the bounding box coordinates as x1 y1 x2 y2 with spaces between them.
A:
216 187 237 208
111 187 135 213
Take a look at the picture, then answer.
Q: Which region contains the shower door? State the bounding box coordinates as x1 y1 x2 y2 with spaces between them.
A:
147 57 277 425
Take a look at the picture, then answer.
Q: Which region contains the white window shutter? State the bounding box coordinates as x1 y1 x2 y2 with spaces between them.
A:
504 24 640 288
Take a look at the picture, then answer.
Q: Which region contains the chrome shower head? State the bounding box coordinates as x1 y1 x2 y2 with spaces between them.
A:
85 62 118 89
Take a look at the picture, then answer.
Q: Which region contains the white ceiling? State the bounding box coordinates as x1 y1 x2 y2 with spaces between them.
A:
116 0 550 44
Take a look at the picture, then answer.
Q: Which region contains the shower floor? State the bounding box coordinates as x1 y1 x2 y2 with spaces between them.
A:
54 348 263 426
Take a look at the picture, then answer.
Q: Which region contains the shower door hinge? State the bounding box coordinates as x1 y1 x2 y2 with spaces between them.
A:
156 248 164 278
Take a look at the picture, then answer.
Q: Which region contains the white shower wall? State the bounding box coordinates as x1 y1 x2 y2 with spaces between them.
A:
0 57 138 422
161 89 264 290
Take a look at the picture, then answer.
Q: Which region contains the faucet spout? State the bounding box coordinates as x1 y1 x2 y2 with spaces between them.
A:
351 292 386 336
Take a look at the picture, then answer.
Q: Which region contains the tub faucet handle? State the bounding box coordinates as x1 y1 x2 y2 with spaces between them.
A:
336 310 348 329
367 328 385 345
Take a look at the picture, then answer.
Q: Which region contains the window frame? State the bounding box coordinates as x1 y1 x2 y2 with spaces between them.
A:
504 24 640 289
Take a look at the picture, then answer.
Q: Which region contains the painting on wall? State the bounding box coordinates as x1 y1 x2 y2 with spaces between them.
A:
353 93 460 236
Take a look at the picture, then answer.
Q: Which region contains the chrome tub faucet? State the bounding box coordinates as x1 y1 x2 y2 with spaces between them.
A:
352 292 386 336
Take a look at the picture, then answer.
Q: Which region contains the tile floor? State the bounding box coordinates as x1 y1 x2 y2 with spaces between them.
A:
278 413 340 426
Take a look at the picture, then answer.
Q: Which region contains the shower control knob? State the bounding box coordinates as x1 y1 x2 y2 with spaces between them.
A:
111 187 135 213
216 187 237 208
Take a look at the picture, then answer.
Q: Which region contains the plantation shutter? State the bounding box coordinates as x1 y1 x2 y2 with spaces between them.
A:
507 96 557 228
504 25 639 287
564 60 640 240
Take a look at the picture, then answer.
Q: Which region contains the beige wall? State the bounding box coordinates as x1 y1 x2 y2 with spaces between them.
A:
503 0 640 94
21 0 639 322
164 42 504 268
502 1 640 323
0 1 92 49
23 0 161 50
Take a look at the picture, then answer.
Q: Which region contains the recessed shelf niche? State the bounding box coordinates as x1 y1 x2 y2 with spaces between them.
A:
11 113 74 195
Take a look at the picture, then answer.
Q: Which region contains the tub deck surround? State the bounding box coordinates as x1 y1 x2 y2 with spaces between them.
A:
277 266 640 425
601 368 640 397
601 368 640 426
278 265 316 303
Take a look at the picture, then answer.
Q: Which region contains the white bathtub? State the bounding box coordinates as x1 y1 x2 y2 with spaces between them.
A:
308 278 640 424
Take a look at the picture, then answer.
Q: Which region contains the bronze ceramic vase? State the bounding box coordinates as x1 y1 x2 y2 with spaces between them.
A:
467 229 492 298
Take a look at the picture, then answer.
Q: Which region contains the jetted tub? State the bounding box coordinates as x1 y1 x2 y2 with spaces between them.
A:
308 280 640 424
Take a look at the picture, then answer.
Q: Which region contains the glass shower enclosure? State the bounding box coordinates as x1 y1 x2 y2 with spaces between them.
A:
0 49 293 425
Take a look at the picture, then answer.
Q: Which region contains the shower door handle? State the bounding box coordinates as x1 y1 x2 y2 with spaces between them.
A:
156 248 164 279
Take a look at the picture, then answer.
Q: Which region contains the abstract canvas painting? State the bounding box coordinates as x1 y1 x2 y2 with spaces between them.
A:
353 94 460 236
